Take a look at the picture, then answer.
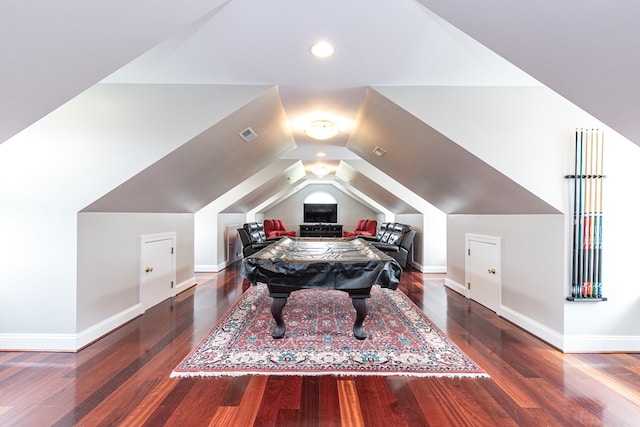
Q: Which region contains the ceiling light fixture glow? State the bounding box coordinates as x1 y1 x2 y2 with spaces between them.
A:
310 164 332 178
304 119 339 140
310 41 334 58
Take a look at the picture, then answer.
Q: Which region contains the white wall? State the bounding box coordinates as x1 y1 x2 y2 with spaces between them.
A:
397 210 447 273
0 84 266 350
263 183 378 233
194 210 247 272
0 208 77 342
448 214 566 347
217 213 246 268
344 160 448 271
193 160 302 271
563 126 640 352
382 84 640 351
76 213 194 348
395 214 423 268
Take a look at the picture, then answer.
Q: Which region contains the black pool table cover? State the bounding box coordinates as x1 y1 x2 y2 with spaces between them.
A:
241 237 402 290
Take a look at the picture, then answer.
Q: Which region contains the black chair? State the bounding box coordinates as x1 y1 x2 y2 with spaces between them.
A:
364 223 415 268
358 222 397 243
237 222 280 257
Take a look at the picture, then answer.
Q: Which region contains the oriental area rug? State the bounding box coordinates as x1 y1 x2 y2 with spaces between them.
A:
171 284 487 378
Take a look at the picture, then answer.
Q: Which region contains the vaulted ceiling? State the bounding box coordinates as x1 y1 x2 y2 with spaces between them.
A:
2 0 637 216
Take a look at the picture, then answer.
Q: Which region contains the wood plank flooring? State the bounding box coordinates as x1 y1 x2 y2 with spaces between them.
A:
1 263 639 426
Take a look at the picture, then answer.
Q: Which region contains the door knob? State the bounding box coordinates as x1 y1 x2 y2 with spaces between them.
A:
145 267 154 273
488 268 496 275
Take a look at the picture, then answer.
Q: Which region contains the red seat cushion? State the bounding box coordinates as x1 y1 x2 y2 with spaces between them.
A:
264 219 296 237
343 219 377 237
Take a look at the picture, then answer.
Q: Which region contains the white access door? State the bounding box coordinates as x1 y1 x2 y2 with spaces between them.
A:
466 235 501 312
140 233 176 311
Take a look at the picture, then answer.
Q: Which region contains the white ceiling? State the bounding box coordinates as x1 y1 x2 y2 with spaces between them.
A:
416 0 640 147
2 0 637 216
102 0 539 160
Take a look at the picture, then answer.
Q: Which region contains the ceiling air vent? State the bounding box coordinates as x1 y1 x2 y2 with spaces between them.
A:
239 127 258 143
372 146 386 157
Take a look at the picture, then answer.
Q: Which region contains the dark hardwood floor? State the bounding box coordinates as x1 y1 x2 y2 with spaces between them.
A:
1 263 639 426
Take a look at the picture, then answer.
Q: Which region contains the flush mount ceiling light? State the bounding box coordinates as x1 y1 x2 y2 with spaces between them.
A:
310 41 334 58
310 164 332 178
304 119 340 140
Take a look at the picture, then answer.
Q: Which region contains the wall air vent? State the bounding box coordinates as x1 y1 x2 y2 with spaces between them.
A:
372 146 386 157
239 127 258 143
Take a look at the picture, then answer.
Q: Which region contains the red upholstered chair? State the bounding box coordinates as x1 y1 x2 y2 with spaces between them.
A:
343 219 378 238
263 219 297 238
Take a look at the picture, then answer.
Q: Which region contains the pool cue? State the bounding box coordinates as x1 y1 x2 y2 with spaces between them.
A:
588 130 597 296
577 129 585 297
571 130 580 297
594 130 604 297
590 130 598 298
582 130 591 298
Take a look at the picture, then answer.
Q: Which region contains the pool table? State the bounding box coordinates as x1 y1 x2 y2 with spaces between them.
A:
241 237 402 339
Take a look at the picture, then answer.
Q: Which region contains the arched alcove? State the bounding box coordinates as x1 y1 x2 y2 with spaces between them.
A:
304 192 337 204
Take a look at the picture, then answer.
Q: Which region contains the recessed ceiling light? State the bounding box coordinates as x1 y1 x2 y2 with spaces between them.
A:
304 119 340 140
317 152 326 157
310 41 334 58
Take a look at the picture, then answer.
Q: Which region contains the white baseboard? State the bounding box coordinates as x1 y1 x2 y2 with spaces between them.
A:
444 278 563 348
423 265 447 273
562 335 640 353
175 276 197 293
5 276 638 353
0 333 78 352
409 260 422 271
195 260 240 272
409 261 446 273
444 278 468 297
75 304 144 350
501 305 640 352
437 287 639 353
0 303 144 352
194 264 220 272
0 276 199 352
498 305 565 350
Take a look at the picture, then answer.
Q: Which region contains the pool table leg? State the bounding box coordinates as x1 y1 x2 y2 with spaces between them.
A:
270 295 288 339
351 296 368 340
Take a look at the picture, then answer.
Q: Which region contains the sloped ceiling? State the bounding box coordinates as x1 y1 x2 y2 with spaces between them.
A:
347 89 558 214
0 0 228 145
221 160 305 213
82 86 295 213
336 161 419 215
2 0 635 217
416 0 640 147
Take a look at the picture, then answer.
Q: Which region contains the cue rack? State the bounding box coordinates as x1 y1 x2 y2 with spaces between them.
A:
565 128 607 301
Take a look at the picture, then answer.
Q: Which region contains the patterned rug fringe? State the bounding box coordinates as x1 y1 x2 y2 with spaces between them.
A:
171 370 488 378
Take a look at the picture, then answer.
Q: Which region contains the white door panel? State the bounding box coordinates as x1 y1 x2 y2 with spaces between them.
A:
141 233 176 311
466 235 501 312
